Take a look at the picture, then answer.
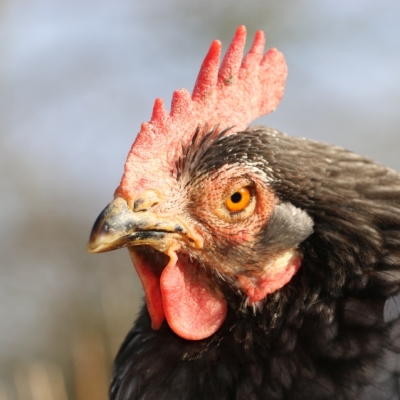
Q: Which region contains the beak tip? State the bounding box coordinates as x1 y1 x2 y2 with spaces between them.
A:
86 241 99 254
86 235 112 254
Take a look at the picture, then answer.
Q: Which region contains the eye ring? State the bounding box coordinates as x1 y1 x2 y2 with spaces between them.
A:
225 187 252 212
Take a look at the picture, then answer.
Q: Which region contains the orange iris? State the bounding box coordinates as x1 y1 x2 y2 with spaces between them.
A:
225 187 251 212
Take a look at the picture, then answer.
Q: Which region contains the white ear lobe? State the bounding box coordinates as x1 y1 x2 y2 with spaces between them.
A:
259 202 314 253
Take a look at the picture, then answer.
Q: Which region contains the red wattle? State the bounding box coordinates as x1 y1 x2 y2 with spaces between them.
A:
129 248 227 340
160 258 228 340
128 249 165 330
239 253 301 304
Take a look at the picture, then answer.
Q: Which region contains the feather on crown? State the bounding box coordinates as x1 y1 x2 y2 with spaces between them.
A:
116 25 287 201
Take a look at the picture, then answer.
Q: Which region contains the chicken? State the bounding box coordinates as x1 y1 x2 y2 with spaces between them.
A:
87 26 400 400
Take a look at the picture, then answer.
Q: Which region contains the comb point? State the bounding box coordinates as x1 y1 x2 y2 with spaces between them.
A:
240 30 265 77
251 30 265 55
219 25 247 84
192 40 221 101
171 89 191 117
151 98 168 124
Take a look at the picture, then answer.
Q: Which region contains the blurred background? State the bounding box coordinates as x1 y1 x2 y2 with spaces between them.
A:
1 0 399 398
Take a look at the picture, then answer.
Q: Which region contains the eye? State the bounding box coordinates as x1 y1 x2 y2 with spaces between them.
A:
225 187 252 212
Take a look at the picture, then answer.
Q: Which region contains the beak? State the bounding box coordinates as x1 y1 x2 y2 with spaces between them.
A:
87 197 201 254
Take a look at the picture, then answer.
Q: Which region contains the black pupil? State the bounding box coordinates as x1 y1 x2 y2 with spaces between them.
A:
231 192 242 203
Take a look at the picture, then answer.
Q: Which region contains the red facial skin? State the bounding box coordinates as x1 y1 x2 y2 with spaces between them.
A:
123 165 301 340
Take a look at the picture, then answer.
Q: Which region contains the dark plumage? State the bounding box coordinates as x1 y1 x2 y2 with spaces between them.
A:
87 27 400 400
109 128 400 400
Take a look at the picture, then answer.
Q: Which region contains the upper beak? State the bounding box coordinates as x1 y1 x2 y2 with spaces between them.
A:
87 197 201 254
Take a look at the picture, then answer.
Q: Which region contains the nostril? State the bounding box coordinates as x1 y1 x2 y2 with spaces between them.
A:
133 198 145 211
133 190 163 212
134 198 157 211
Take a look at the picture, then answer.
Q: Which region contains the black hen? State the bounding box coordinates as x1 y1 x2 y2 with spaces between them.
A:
88 26 400 400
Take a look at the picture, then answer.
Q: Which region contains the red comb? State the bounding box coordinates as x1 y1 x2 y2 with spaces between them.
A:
116 25 287 201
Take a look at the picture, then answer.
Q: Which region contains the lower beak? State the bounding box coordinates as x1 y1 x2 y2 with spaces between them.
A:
87 197 193 254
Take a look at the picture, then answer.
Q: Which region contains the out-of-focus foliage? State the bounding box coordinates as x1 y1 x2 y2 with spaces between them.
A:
1 0 399 398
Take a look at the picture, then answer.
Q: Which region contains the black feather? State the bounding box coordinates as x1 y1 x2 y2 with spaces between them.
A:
111 128 400 400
